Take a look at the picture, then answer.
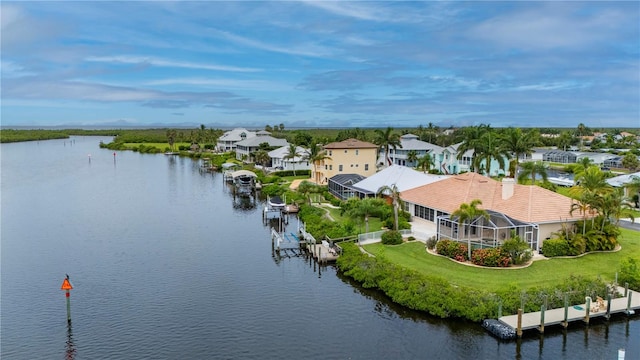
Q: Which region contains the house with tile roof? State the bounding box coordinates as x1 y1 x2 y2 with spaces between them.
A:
400 173 585 251
312 138 378 185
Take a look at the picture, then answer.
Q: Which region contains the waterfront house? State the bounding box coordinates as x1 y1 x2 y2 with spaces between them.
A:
401 173 584 251
312 138 378 185
216 128 257 152
235 131 288 162
268 145 310 172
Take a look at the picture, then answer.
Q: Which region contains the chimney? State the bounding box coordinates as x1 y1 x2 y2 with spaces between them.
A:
502 178 515 200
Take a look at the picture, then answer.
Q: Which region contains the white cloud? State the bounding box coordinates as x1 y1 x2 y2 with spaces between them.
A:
85 55 261 73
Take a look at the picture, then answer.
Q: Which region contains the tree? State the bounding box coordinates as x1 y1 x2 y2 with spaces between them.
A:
377 184 402 231
253 149 270 174
284 143 301 176
417 153 434 173
622 153 640 171
451 199 489 259
307 141 331 184
576 123 589 150
296 180 318 205
374 127 402 166
500 127 537 177
406 150 419 167
517 161 548 185
556 131 574 151
476 130 510 177
347 197 384 233
455 124 491 173
166 129 177 152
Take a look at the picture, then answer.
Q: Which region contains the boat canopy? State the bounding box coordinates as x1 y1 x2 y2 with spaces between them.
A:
231 170 258 179
222 162 241 169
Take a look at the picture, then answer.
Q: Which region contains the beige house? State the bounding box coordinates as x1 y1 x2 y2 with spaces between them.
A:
401 173 584 251
312 138 378 185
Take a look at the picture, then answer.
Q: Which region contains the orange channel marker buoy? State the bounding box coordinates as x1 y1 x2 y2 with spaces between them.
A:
61 278 73 291
61 275 73 322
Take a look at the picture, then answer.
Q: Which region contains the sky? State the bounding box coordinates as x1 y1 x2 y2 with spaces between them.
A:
1 1 639 129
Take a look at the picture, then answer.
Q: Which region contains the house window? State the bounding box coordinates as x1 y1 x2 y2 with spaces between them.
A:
325 165 328 170
329 165 333 170
329 150 332 156
344 150 348 153
339 165 343 171
350 164 353 167
365 164 369 171
356 150 359 155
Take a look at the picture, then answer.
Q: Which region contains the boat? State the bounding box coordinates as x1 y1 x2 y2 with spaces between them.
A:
231 170 257 196
222 162 241 182
548 176 574 187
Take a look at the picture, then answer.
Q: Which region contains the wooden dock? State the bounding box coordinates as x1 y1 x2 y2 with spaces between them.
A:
308 241 340 264
497 287 639 337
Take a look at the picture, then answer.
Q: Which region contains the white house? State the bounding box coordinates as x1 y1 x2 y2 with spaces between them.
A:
235 131 288 161
268 146 310 172
216 128 256 152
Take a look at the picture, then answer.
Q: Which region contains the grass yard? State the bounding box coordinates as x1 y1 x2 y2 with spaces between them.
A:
322 205 385 231
363 227 640 293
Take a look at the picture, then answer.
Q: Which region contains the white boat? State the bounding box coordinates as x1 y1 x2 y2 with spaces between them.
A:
548 176 574 187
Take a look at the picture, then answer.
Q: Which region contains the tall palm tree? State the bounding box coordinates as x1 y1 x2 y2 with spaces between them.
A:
166 129 177 152
500 127 537 177
417 153 435 173
576 123 588 150
307 141 331 184
377 184 402 231
574 157 594 178
570 199 591 235
476 130 510 177
518 161 548 185
570 166 611 199
374 127 402 167
451 199 489 259
455 124 491 173
406 150 419 167
253 149 270 174
284 143 301 176
556 131 574 151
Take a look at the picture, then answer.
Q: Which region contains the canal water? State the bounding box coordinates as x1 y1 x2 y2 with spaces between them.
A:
1 136 638 359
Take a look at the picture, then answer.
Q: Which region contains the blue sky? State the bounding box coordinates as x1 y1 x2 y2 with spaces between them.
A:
1 1 639 129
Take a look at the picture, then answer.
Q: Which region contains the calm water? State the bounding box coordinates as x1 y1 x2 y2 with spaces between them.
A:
1 137 638 360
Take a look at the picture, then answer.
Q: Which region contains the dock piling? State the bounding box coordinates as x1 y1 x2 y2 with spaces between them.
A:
562 293 569 328
584 296 591 325
539 304 546 334
516 309 523 338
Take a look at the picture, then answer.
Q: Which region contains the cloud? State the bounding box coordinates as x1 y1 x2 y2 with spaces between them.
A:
211 29 337 58
85 55 261 73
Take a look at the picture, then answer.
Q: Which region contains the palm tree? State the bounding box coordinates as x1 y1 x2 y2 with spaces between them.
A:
166 129 177 152
406 150 419 167
253 149 270 174
624 176 640 208
576 123 588 150
348 198 384 233
569 166 611 199
374 127 402 167
556 131 574 151
573 157 594 178
476 130 510 177
296 180 317 205
518 161 548 185
455 124 491 173
570 199 591 235
284 143 301 176
377 184 402 231
500 127 537 177
451 199 489 259
307 141 331 184
417 153 435 173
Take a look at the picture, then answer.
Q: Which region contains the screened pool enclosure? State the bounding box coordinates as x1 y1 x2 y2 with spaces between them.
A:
437 210 539 251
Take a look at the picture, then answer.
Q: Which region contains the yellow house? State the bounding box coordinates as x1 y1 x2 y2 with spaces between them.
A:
312 138 378 184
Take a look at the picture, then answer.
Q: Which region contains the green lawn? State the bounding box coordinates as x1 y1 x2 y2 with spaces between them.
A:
363 228 640 292
322 205 384 231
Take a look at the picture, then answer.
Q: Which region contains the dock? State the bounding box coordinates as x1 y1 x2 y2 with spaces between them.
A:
308 240 340 264
488 287 639 339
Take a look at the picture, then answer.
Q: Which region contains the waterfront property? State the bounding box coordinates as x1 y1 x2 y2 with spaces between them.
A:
234 131 288 162
311 138 378 185
216 127 257 152
268 145 310 172
401 173 584 251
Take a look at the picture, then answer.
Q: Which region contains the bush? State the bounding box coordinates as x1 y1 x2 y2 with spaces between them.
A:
471 248 511 267
502 238 532 265
619 257 640 291
381 230 403 245
435 239 468 261
541 238 570 257
426 236 438 250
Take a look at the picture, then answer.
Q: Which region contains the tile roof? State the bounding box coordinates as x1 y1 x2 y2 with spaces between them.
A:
400 172 583 224
324 138 378 149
